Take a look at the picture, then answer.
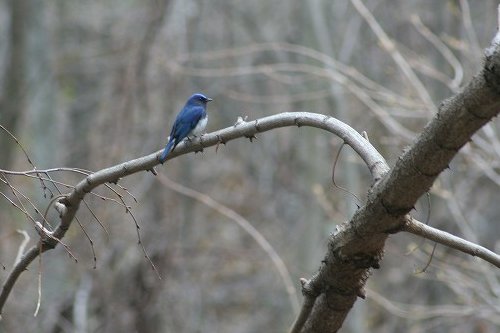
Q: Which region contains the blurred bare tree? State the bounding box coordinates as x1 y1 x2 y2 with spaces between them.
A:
0 0 499 332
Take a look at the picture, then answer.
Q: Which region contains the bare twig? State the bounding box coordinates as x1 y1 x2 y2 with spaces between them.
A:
171 42 421 109
411 15 464 90
405 193 433 256
403 217 500 268
459 0 481 56
367 288 484 320
332 142 361 204
82 198 109 239
350 0 435 111
167 61 416 139
0 173 37 226
414 242 437 274
158 174 300 313
127 209 161 280
43 172 100 270
0 125 50 196
0 125 34 165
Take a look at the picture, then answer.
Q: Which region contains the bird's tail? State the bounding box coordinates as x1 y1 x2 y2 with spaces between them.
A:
159 139 175 164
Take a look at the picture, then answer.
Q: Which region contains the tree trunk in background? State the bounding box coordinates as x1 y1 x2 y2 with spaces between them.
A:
0 0 27 169
25 0 57 168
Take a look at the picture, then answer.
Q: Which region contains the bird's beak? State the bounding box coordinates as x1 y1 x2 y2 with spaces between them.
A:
207 97 213 102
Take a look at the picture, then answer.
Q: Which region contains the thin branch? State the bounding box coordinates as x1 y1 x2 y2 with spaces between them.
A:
82 198 109 239
172 42 421 109
0 167 91 176
0 124 34 165
158 174 300 313
350 0 435 110
414 242 437 274
75 202 98 269
331 142 361 204
127 208 161 280
42 172 100 270
411 15 464 90
0 174 37 226
367 288 481 320
459 0 481 56
168 61 416 140
403 217 500 268
0 125 50 196
0 191 29 219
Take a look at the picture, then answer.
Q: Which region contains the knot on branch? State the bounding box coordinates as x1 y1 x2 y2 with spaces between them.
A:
380 199 413 217
34 221 58 249
54 201 67 217
294 117 304 127
300 278 322 298
332 248 384 270
349 252 383 270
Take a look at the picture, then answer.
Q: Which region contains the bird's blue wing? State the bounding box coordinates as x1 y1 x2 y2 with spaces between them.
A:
172 105 205 140
161 107 202 163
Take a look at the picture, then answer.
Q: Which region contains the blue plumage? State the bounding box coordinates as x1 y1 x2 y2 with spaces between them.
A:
159 93 212 163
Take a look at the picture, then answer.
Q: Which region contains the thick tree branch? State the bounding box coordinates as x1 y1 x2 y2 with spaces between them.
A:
0 112 386 315
295 26 500 333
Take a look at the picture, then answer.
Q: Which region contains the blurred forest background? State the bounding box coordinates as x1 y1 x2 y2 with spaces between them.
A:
0 0 499 332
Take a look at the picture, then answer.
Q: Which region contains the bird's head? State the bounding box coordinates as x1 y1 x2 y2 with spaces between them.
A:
187 93 213 106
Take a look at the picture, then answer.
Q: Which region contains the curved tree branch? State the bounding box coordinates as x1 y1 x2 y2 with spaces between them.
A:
0 112 386 315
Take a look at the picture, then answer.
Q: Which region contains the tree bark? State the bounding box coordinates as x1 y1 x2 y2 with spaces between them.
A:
296 29 500 333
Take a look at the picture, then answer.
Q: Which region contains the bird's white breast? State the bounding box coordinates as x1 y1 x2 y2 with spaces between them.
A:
191 116 208 136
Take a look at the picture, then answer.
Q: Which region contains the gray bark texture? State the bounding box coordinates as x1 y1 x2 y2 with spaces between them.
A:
296 36 500 333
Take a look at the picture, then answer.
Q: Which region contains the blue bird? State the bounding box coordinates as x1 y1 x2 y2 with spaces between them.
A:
159 93 212 163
